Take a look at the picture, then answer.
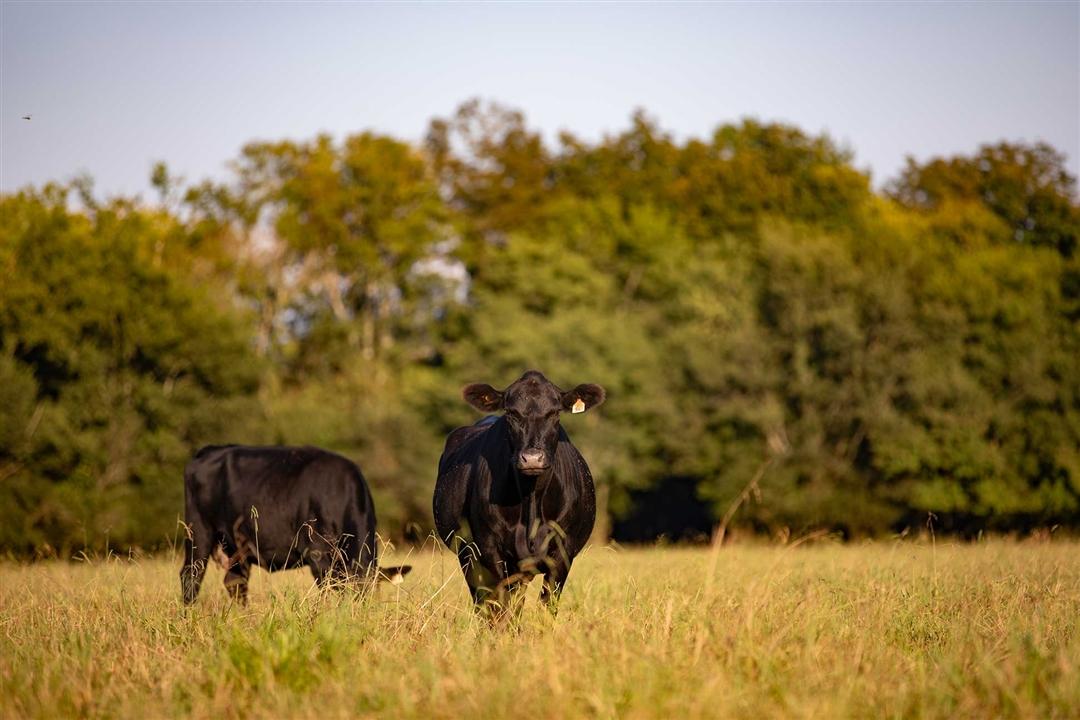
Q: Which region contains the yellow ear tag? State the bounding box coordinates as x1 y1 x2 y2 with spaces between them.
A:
572 398 586 414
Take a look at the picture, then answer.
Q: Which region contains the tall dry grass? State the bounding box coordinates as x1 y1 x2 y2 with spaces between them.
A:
1 539 1078 719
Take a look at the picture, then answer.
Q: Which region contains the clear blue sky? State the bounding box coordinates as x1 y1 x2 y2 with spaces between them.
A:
2 1 1077 198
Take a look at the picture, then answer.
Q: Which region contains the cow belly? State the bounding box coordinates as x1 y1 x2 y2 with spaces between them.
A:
274 519 354 568
219 501 352 571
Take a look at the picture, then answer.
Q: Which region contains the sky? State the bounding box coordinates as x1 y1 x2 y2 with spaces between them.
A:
2 1 1078 199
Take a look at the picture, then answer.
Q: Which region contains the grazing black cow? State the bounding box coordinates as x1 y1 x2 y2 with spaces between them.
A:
433 371 605 616
180 445 410 604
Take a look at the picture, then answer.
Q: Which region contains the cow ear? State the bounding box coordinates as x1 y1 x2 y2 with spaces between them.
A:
562 384 606 414
463 383 505 412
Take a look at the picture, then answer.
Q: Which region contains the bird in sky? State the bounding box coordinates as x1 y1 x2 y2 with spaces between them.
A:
22 114 32 120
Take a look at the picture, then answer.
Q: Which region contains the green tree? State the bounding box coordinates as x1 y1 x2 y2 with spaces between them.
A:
889 142 1079 256
0 186 265 553
3 104 1079 553
236 132 446 359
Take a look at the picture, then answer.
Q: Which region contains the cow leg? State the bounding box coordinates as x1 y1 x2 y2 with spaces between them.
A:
309 557 331 586
223 565 250 603
309 531 368 589
310 558 369 595
462 560 497 608
458 552 520 623
448 535 495 606
339 530 377 585
223 560 251 604
180 516 215 605
306 539 333 587
539 558 572 614
495 575 531 624
309 553 348 589
464 575 527 626
468 557 532 625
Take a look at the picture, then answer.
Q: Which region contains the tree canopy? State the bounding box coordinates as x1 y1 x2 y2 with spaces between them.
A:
2 101 1078 553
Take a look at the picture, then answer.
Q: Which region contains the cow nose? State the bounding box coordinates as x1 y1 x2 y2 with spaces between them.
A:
517 449 546 471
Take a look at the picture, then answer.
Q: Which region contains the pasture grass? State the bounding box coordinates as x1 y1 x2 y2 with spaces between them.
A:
1 538 1078 719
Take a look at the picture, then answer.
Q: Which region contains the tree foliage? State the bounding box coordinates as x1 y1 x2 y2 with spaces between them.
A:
2 102 1078 553
0 187 265 553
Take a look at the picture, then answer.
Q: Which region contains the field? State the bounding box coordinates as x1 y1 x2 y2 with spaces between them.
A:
1 539 1078 719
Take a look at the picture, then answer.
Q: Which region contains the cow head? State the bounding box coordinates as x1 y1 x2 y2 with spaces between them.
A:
463 371 605 476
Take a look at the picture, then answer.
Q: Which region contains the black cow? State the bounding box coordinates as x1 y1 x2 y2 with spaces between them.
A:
433 371 605 616
180 445 410 604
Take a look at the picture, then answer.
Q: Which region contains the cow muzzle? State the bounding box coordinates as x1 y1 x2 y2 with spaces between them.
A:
517 449 548 475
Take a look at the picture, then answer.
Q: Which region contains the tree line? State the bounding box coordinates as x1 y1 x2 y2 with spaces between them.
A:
1 100 1078 554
